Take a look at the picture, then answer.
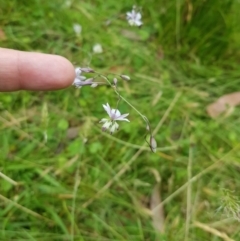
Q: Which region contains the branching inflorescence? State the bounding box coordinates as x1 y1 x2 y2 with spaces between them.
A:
72 6 157 153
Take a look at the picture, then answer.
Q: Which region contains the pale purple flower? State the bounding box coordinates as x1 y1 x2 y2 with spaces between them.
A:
126 7 142 27
100 103 129 134
72 67 87 88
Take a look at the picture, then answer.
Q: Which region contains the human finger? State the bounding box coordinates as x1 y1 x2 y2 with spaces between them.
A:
0 48 75 91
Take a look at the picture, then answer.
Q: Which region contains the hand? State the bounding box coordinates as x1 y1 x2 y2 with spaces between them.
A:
0 48 75 92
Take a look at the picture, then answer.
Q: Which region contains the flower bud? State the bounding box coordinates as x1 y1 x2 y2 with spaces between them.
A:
113 78 118 85
85 78 94 83
146 124 150 131
91 83 98 88
75 67 82 76
120 75 131 81
80 67 95 73
150 136 157 153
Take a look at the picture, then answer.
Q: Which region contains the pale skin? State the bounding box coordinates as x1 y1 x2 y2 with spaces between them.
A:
0 48 75 92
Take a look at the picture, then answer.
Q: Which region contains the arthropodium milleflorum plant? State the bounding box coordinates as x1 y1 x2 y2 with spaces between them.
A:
217 188 240 221
72 6 157 152
72 67 157 152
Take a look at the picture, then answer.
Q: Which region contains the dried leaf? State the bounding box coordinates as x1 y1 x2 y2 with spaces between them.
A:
194 221 235 241
206 92 240 118
121 29 141 40
150 184 164 233
66 127 80 139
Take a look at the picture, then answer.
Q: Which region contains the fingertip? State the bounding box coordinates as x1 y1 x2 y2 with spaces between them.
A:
0 48 75 91
17 51 75 91
49 55 75 89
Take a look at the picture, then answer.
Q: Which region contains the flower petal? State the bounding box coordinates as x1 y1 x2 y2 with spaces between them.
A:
110 122 119 134
102 120 112 131
75 67 82 76
135 20 142 26
110 109 121 119
114 113 130 122
116 118 130 122
119 113 129 118
103 103 112 117
136 13 141 20
99 118 108 123
126 12 132 18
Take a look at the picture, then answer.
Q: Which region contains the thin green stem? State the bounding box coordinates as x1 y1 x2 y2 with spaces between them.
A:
99 74 153 134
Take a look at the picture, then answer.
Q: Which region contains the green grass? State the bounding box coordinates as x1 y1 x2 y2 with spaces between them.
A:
1 0 240 240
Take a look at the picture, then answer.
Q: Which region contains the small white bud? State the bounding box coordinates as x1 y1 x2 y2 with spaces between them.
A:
146 124 150 131
85 78 94 83
80 67 95 73
120 75 131 81
75 67 82 76
113 78 118 85
150 136 157 153
91 83 98 88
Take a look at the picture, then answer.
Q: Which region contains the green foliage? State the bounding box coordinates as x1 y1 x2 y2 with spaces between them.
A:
1 0 240 240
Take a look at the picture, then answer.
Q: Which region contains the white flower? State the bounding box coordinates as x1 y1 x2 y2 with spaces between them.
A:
93 43 103 54
100 103 129 134
73 23 82 35
72 67 87 88
126 7 142 27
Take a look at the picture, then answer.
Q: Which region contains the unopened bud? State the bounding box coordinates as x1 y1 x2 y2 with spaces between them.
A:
80 67 95 73
85 78 94 83
113 78 118 85
91 83 98 88
150 136 157 153
146 124 150 131
75 67 82 76
120 75 131 81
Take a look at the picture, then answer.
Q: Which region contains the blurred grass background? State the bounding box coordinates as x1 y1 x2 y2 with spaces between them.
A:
1 0 240 240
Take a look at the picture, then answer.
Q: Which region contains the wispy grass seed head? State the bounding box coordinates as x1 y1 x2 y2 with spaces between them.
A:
217 188 240 221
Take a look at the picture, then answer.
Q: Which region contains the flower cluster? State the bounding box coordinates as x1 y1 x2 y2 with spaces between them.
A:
71 6 157 152
100 103 129 134
72 67 97 88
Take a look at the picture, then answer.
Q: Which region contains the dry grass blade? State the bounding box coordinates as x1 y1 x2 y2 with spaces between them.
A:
150 183 164 234
0 116 28 129
54 155 79 176
0 115 46 148
184 139 193 241
193 221 235 241
0 194 53 223
152 143 240 214
0 171 18 186
71 166 81 241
